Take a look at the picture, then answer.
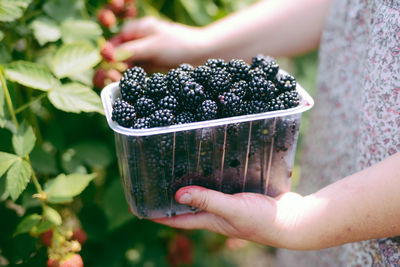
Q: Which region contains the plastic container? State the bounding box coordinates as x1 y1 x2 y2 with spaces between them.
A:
101 78 314 219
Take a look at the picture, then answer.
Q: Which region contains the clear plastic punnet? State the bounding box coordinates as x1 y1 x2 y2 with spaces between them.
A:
101 77 314 219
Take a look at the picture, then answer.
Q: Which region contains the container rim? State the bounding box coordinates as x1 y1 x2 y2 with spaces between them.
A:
101 75 314 137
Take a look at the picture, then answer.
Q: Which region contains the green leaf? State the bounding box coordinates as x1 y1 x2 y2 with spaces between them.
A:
5 61 59 91
43 0 83 22
0 43 11 64
14 0 32 9
0 151 19 178
61 20 102 43
0 0 23 22
43 206 62 226
6 159 32 200
44 173 96 203
30 17 61 46
0 30 4 42
0 81 5 128
51 42 101 78
48 83 104 114
178 0 217 26
14 213 41 236
32 220 53 234
69 69 93 87
103 179 133 231
12 122 36 157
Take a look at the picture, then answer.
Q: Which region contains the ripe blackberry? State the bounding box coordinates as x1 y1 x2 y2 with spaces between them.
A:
133 117 151 129
120 79 144 104
208 68 232 95
276 91 300 109
120 66 146 84
197 100 218 121
218 92 243 117
249 74 276 101
242 100 268 114
227 59 250 81
230 80 249 100
177 63 195 75
146 73 168 100
267 98 285 111
175 111 196 124
251 55 279 80
135 97 156 117
167 69 194 101
204 58 227 70
150 109 174 127
193 65 212 86
112 99 136 127
277 74 296 92
182 81 206 109
158 95 179 114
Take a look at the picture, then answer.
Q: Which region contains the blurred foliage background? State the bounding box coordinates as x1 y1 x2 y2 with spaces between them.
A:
0 0 318 266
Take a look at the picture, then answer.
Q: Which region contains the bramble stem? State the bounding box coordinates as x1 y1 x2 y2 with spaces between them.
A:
0 68 18 127
15 93 47 114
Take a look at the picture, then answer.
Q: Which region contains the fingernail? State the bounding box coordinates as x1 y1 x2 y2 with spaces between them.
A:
178 193 192 204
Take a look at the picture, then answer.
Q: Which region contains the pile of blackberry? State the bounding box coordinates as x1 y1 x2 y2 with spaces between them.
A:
112 54 300 129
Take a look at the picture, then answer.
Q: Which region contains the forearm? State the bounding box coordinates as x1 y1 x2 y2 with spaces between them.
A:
290 152 400 250
199 0 332 62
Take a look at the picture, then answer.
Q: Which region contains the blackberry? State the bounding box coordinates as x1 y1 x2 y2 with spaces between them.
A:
248 75 276 101
135 97 156 117
175 111 196 124
177 63 195 75
150 109 174 127
120 66 146 85
120 79 144 104
146 73 168 100
167 69 194 100
242 100 268 114
267 98 285 111
230 80 249 100
181 81 206 109
112 99 136 128
197 100 218 121
158 95 179 114
208 68 232 95
251 55 279 80
276 91 300 109
218 92 243 117
193 65 212 86
227 59 250 81
204 58 227 70
133 117 151 129
277 74 296 92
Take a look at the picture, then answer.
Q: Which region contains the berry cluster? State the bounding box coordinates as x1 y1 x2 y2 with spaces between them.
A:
112 55 300 129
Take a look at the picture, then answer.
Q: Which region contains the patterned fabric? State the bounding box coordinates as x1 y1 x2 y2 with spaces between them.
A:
276 0 400 266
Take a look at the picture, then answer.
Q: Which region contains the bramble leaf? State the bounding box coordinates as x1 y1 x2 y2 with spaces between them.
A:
44 173 96 203
51 42 101 78
30 16 61 46
12 121 36 157
4 61 59 91
61 20 102 43
43 206 62 226
0 151 19 177
48 83 104 114
6 159 32 200
14 213 41 236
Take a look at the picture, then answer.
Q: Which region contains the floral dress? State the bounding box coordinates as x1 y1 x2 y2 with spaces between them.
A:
276 0 400 266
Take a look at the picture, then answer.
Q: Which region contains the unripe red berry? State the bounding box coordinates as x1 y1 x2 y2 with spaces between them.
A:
93 69 108 89
123 5 137 19
72 229 87 245
110 0 125 14
41 229 53 247
100 42 115 62
97 8 117 28
168 234 193 267
59 254 83 267
46 258 59 267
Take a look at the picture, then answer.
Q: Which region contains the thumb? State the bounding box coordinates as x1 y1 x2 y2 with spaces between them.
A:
176 186 239 218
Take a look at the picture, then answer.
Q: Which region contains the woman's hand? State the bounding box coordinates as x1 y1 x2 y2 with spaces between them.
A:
111 17 210 71
152 186 306 249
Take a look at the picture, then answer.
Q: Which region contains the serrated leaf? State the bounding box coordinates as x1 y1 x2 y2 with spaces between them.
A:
0 152 19 177
0 0 23 22
44 173 96 204
31 220 53 235
5 61 59 91
51 42 101 78
43 0 83 22
69 69 93 87
14 213 41 236
12 122 36 157
14 0 32 8
43 206 62 226
61 20 102 43
30 17 61 46
48 83 104 114
6 159 32 200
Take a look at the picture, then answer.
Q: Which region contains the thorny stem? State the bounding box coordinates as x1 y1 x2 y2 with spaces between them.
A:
15 93 47 114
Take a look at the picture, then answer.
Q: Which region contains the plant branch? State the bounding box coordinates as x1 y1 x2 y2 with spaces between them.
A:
0 67 18 127
15 93 47 114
